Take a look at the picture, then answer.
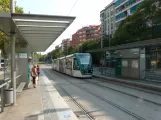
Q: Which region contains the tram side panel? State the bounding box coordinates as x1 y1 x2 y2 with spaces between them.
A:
62 58 66 73
72 57 82 77
52 60 57 70
59 59 62 72
56 60 59 71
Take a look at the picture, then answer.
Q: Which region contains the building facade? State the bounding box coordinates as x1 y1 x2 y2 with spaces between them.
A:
100 0 144 37
61 38 72 52
115 0 144 27
100 9 106 39
100 1 116 38
72 25 100 48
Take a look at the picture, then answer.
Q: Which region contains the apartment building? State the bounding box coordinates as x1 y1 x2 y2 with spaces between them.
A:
100 0 144 36
61 38 72 52
72 25 100 48
100 1 115 38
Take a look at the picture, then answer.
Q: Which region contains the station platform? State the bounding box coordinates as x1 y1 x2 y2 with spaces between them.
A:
94 75 161 92
0 70 78 120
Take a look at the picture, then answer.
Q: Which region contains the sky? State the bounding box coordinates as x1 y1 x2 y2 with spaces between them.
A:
16 0 113 54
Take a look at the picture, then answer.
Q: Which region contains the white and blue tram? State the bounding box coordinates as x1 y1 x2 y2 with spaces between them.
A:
52 53 93 78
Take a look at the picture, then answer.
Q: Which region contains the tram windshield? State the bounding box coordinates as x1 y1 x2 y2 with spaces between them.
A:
77 53 91 64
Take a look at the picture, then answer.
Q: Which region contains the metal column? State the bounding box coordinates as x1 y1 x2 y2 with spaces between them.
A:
10 0 16 105
10 0 15 13
11 33 16 105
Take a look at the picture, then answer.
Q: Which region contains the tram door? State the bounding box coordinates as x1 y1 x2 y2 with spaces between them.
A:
66 58 72 76
122 59 140 79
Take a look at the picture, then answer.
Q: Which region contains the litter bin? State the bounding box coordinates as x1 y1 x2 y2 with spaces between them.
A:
5 88 13 104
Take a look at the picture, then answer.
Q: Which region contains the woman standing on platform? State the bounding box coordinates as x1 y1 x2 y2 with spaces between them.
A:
31 65 38 88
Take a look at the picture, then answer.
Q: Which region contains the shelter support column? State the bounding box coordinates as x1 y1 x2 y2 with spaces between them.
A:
140 48 146 79
11 32 16 105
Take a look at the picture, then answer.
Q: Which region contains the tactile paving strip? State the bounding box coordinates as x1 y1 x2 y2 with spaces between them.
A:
39 77 59 120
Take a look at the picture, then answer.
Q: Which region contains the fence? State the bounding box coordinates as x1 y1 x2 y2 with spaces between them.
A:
0 74 21 113
93 67 115 76
145 70 161 82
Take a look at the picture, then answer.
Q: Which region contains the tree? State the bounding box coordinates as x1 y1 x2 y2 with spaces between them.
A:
0 0 24 58
52 49 63 59
112 0 161 46
78 40 100 53
0 0 23 13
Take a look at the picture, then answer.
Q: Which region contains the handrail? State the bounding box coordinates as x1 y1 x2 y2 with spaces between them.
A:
16 75 21 79
4 78 10 81
0 75 21 89
0 79 11 88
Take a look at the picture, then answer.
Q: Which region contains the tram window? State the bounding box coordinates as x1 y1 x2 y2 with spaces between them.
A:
66 60 72 70
73 58 79 70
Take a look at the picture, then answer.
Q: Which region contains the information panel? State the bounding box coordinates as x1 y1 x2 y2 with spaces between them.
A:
19 53 27 58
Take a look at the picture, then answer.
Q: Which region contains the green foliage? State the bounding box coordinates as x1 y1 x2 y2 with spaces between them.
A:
0 0 24 58
52 49 63 59
68 46 75 55
78 40 100 53
39 54 47 62
112 0 161 45
34 52 42 60
0 0 23 13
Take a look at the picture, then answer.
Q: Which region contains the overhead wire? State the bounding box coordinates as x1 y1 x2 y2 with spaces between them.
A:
68 0 78 15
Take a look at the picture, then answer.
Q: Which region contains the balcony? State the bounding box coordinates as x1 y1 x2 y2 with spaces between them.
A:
115 16 127 23
115 0 129 9
115 0 143 16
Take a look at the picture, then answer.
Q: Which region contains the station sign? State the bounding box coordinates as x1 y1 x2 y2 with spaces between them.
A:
19 53 27 58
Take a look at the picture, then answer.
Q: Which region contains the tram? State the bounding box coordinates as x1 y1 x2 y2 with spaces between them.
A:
52 53 93 78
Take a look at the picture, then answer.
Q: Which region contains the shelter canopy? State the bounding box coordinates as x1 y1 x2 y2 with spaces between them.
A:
0 12 75 52
87 38 161 53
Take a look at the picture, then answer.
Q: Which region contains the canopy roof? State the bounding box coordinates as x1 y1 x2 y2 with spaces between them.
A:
0 12 75 52
87 38 161 53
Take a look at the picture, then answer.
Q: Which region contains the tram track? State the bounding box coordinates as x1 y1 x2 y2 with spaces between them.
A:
46 69 147 120
44 70 94 120
94 77 161 96
83 78 161 106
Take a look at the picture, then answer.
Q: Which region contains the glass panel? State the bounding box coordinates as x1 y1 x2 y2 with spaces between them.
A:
131 60 139 68
146 47 161 70
122 60 128 67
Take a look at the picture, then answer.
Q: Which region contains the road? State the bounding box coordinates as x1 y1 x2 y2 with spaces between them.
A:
43 66 161 120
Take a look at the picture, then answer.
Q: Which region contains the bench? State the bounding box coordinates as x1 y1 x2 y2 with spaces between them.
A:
16 82 26 93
